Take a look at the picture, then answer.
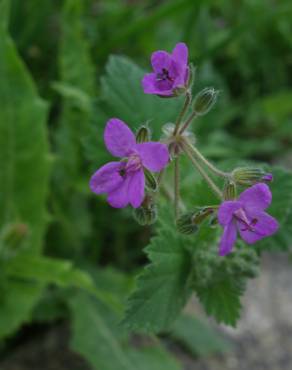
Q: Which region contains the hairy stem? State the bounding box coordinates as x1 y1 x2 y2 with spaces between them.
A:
173 91 191 135
174 157 180 219
184 140 229 178
182 143 223 199
178 111 197 134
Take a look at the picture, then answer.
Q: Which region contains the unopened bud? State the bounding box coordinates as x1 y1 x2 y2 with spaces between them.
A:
136 125 151 143
176 212 198 235
176 207 214 235
133 195 157 226
144 168 158 191
193 87 218 116
232 167 272 185
186 63 196 89
223 181 237 200
1 223 29 254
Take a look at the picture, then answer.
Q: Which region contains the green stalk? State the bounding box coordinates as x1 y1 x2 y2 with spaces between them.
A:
173 91 192 135
178 111 197 134
184 140 229 178
174 157 180 219
182 143 223 199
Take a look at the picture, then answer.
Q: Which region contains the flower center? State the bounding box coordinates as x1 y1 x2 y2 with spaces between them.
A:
156 68 174 83
233 208 258 232
125 153 142 173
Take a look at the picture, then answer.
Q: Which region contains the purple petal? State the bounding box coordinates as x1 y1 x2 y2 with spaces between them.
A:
219 221 237 256
135 142 169 172
238 210 279 244
171 43 188 69
239 183 272 212
128 169 145 208
217 201 242 226
151 51 171 73
142 73 174 96
104 118 136 157
262 173 273 182
107 176 129 208
90 162 123 194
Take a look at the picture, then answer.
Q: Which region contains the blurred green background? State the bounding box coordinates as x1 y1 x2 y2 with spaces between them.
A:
0 0 292 369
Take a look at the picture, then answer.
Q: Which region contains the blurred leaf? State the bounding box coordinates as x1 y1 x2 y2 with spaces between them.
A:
261 90 292 121
0 0 9 30
170 313 230 356
70 291 181 370
0 1 49 339
52 81 91 112
0 4 50 254
0 279 43 338
4 255 124 313
128 347 181 370
122 209 193 333
51 0 95 253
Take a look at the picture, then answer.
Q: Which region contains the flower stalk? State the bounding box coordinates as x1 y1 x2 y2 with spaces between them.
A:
182 142 223 199
173 91 192 135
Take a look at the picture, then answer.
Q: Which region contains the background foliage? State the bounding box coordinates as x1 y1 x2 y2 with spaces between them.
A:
0 0 292 368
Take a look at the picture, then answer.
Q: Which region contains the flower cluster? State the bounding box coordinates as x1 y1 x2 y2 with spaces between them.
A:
90 43 278 256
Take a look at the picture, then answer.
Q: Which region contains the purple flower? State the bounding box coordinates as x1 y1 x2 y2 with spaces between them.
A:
90 118 169 208
142 42 189 96
218 183 279 256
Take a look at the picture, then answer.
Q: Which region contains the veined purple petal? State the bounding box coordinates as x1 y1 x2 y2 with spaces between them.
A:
128 169 145 208
239 183 272 212
218 201 242 226
219 221 237 256
142 73 173 96
135 142 169 172
238 210 279 244
171 43 188 70
90 162 123 194
151 51 171 73
107 176 129 208
104 118 136 157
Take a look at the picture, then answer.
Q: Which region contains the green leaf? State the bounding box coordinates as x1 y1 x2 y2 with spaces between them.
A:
170 314 230 356
3 255 122 312
122 209 193 333
128 347 181 370
51 0 95 252
0 279 43 338
100 56 182 138
4 255 95 290
69 290 181 370
0 9 49 339
0 0 10 30
0 12 50 254
70 292 134 370
196 278 244 327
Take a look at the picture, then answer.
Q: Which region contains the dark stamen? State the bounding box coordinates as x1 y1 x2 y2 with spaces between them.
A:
119 168 126 177
156 68 174 82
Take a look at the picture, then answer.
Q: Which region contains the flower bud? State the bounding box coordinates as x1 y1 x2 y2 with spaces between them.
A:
0 223 29 256
193 87 218 116
144 168 158 191
176 212 198 235
186 63 196 89
223 180 237 200
232 167 273 185
176 207 214 235
136 125 151 143
133 195 157 226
